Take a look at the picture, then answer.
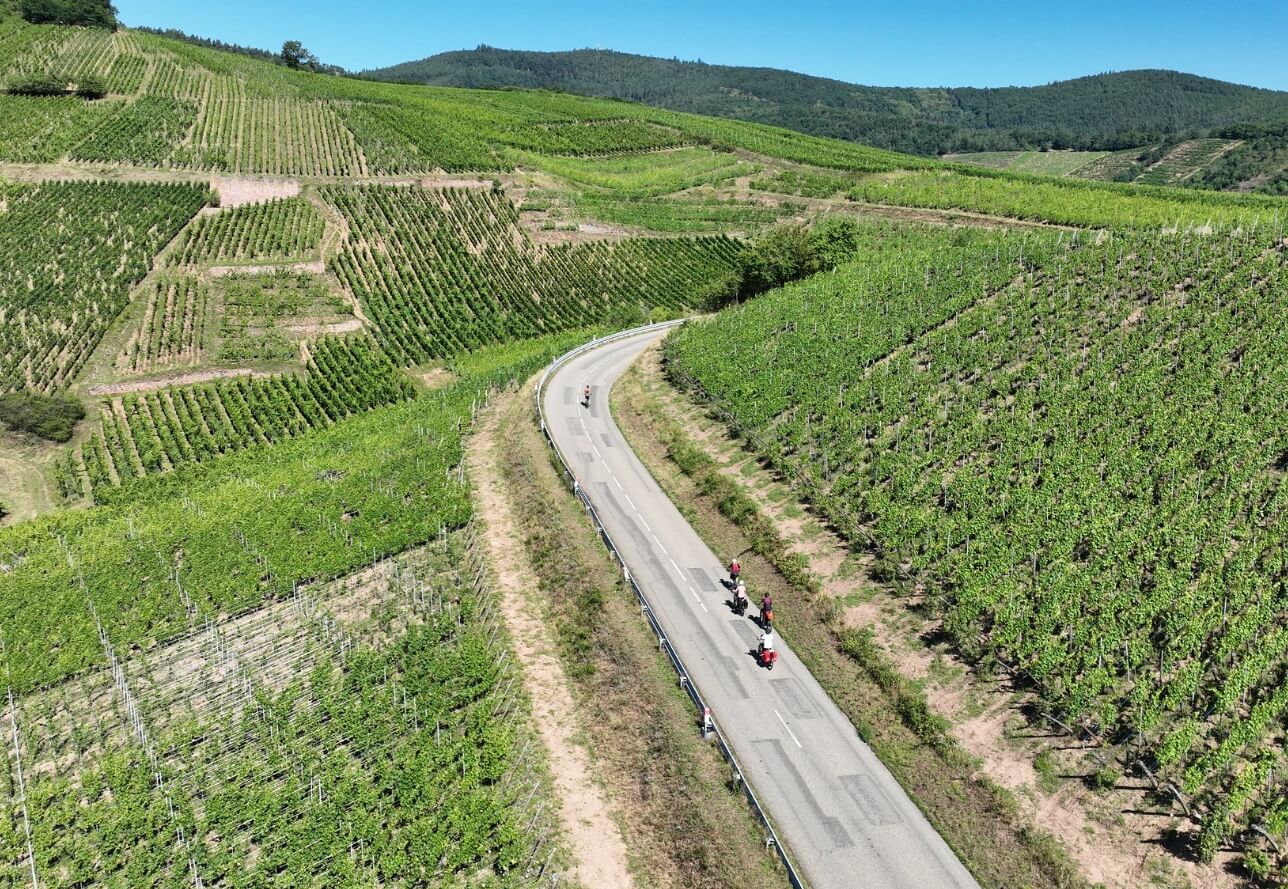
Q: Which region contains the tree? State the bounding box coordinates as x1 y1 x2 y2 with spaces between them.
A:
20 0 117 29
7 72 69 96
281 40 317 71
74 73 107 99
0 391 86 443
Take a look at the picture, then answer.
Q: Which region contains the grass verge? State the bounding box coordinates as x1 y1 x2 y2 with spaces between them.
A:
494 381 781 889
612 349 1095 889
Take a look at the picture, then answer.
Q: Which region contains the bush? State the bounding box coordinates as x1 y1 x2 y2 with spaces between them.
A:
0 391 86 442
7 72 69 96
74 74 107 99
20 0 117 28
1088 763 1121 793
1241 848 1273 881
711 216 867 308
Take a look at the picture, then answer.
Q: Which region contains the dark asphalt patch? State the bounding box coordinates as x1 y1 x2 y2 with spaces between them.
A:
840 774 902 826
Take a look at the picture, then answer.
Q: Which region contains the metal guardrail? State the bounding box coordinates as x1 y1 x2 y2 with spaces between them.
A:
535 322 808 889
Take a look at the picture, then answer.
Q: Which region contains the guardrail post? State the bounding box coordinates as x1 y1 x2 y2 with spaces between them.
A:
537 321 806 889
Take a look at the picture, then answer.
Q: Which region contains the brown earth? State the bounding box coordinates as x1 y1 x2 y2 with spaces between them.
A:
469 392 635 889
87 368 272 396
211 176 300 207
625 340 1238 889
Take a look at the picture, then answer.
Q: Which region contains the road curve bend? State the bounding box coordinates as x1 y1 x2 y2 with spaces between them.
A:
542 326 981 889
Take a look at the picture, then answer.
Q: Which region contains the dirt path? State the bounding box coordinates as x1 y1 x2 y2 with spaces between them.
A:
87 368 269 396
0 442 58 526
469 391 635 889
629 342 1238 889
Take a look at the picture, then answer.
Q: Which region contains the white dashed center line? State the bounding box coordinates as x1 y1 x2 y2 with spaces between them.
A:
774 709 803 749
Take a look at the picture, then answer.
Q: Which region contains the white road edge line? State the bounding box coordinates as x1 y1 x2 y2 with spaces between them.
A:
775 709 803 749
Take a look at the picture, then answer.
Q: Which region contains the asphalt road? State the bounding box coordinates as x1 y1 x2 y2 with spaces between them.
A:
542 327 981 889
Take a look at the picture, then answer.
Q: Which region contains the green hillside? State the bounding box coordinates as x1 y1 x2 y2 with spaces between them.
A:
668 220 1288 879
0 9 1286 887
367 48 1288 154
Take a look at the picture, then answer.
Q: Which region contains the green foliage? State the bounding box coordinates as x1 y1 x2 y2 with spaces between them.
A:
20 0 115 28
327 184 740 364
72 71 105 97
1032 750 1061 794
368 49 1288 157
168 196 325 266
0 390 84 441
0 180 208 394
670 224 1288 847
1089 764 1121 793
722 215 866 305
6 70 67 95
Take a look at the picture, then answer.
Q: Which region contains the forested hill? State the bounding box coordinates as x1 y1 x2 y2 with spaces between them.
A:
365 48 1288 156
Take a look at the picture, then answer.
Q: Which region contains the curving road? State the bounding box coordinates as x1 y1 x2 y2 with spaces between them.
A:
542 327 981 889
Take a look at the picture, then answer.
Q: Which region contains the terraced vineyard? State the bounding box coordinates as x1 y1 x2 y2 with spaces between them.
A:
669 224 1288 868
946 150 1108 177
850 169 1283 228
0 180 208 394
168 196 326 266
75 337 414 497
328 184 742 362
122 276 210 372
1134 138 1241 186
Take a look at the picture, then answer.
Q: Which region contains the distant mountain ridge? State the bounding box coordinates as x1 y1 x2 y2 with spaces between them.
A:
365 48 1288 157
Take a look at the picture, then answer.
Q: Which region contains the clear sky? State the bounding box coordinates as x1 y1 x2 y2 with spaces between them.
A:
113 0 1288 91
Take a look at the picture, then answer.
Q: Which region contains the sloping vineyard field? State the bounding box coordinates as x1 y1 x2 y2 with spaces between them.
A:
0 320 572 882
0 94 120 163
327 184 741 363
0 354 544 693
946 150 1108 177
168 196 326 266
120 276 210 373
69 95 199 166
513 145 756 198
851 169 1285 228
1134 139 1240 186
215 272 352 362
668 225 1288 863
0 525 549 886
73 337 415 497
0 180 208 394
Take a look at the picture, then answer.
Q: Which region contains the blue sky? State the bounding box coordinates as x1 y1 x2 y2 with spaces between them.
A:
114 1 1288 91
